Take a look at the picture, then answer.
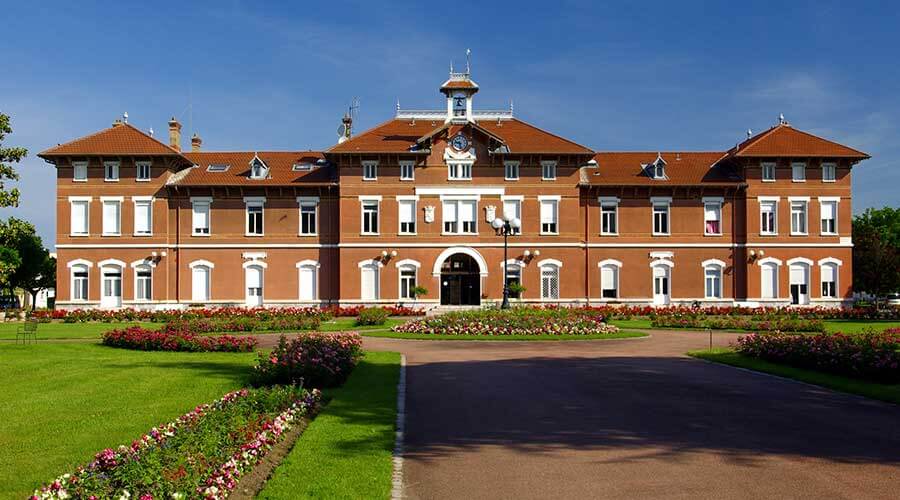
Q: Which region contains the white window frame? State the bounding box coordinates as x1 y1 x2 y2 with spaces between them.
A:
702 259 726 299
758 197 779 236
501 195 522 235
69 196 91 237
541 161 557 180
818 197 839 235
189 260 214 302
131 260 155 302
399 160 414 181
358 260 382 300
297 196 319 236
132 196 153 237
135 161 151 182
191 197 212 236
397 196 418 235
504 161 520 181
362 160 378 181
296 260 320 301
791 161 806 182
538 259 562 300
249 157 268 180
441 198 478 235
539 196 560 235
73 161 88 182
244 197 266 236
703 197 723 236
396 259 420 301
67 260 92 302
761 161 776 182
651 197 671 236
100 196 123 236
447 161 473 180
360 196 381 235
103 161 120 182
599 197 619 236
789 197 809 236
598 259 622 300
818 257 842 299
821 162 836 182
758 257 782 300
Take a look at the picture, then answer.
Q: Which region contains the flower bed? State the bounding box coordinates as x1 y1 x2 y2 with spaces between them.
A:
324 305 423 317
34 305 423 323
251 333 363 388
735 329 900 383
102 326 258 352
392 308 620 337
651 314 826 332
165 314 322 334
31 386 321 500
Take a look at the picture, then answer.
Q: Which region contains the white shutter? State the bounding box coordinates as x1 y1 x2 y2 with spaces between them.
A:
71 201 88 234
821 202 835 219
192 267 209 301
821 264 835 283
103 201 120 234
361 265 378 300
705 204 719 221
299 266 316 300
790 265 806 285
761 264 776 298
601 266 616 291
135 202 151 234
246 266 262 288
399 201 414 223
193 203 209 231
503 200 518 220
443 201 457 222
460 200 476 222
540 201 556 223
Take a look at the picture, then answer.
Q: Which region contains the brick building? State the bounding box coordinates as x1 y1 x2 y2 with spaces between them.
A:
40 70 868 310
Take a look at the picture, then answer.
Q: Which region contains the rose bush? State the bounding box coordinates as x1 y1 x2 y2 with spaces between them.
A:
31 386 321 500
735 329 900 383
102 326 257 352
392 307 620 336
251 333 363 388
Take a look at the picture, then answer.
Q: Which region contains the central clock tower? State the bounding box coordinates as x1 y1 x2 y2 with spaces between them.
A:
441 67 479 124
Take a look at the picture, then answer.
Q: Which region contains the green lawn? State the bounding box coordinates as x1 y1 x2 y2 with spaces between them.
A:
688 348 900 405
609 318 653 330
0 343 256 498
258 351 400 499
361 330 648 341
823 319 900 333
0 321 158 340
316 317 405 332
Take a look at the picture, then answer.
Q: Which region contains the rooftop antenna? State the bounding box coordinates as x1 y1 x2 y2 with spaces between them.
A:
149 126 154 137
778 113 785 125
466 48 471 74
747 128 752 139
123 111 128 124
396 98 400 115
350 97 360 122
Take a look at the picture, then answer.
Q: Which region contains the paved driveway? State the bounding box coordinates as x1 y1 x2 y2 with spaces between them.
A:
363 331 900 499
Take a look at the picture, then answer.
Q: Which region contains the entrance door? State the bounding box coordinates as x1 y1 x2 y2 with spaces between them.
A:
653 266 670 305
440 253 481 305
245 265 264 307
789 264 809 305
101 267 123 308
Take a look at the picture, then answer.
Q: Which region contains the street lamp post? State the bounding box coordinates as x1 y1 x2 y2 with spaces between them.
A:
491 215 521 309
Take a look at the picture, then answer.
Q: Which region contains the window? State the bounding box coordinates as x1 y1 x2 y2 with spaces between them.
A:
505 263 522 298
540 198 559 234
190 263 212 302
249 158 268 179
789 262 810 305
540 263 560 300
245 264 264 304
136 161 151 181
362 161 378 180
791 162 806 182
398 199 416 234
760 261 779 299
502 198 522 235
101 197 122 236
191 198 211 235
442 199 476 234
101 267 123 307
400 161 414 180
705 265 723 299
362 200 379 234
133 197 153 236
360 262 380 300
541 161 557 180
135 266 152 301
761 162 776 182
652 199 670 235
504 161 519 180
69 197 90 236
600 198 618 235
207 164 230 172
820 199 838 235
399 265 417 300
821 263 838 298
104 161 119 181
71 264 89 301
73 161 87 182
760 199 778 235
292 163 313 172
822 162 836 182
704 200 722 235
653 163 665 179
448 162 472 180
297 261 318 301
245 199 264 236
790 199 808 235
298 197 318 236
600 262 619 299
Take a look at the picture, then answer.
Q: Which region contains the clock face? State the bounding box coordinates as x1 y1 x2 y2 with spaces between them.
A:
451 134 469 151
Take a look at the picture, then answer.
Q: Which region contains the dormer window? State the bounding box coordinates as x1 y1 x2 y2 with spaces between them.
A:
249 156 268 180
646 154 667 180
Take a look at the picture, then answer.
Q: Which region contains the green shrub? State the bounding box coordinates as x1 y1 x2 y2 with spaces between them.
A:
355 307 390 326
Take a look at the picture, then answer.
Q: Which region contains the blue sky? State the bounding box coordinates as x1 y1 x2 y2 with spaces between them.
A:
2 1 898 246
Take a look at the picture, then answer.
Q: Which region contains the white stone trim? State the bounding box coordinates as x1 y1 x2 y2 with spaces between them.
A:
702 197 724 204
788 196 811 202
415 187 504 196
757 196 781 202
395 258 421 269
242 260 268 269
359 259 385 268
431 246 488 276
395 195 420 201
296 196 320 204
66 258 93 268
650 196 673 204
499 258 527 269
243 196 267 204
98 258 126 269
189 259 215 269
597 259 623 268
358 195 383 201
100 196 124 202
650 259 674 268
537 195 562 201
757 257 783 266
817 196 841 202
130 259 156 269
701 258 727 268
501 195 524 201
296 259 321 268
536 258 563 268
817 257 843 267
786 257 814 266
650 251 674 259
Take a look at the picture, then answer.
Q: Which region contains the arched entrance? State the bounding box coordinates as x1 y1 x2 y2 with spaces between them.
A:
440 253 481 305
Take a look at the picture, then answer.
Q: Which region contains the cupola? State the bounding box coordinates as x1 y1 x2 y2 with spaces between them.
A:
440 50 479 124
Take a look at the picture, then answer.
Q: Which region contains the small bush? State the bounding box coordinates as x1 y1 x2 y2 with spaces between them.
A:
355 307 390 326
251 333 363 388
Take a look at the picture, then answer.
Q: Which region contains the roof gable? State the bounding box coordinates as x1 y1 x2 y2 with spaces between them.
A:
729 124 869 159
39 123 187 158
587 152 740 186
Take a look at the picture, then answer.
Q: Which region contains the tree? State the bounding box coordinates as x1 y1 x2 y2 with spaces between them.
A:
852 207 900 301
0 246 21 292
0 218 55 309
0 112 27 207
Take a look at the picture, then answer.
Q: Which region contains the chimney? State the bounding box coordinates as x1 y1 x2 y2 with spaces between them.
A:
337 113 353 144
168 117 182 152
191 133 202 152
112 118 123 127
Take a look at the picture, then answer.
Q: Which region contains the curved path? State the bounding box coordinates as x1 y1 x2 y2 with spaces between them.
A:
361 331 900 499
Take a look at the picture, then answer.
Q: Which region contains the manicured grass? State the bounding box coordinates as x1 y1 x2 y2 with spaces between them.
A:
688 348 900 405
0 343 256 498
0 321 158 340
258 351 401 499
316 317 406 332
609 318 653 330
361 330 648 341
823 319 900 333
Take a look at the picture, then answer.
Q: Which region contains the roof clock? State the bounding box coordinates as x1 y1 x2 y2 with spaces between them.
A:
450 133 470 152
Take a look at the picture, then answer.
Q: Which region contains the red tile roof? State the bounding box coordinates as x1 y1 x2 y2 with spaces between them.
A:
39 123 189 159
328 118 594 155
177 151 334 186
728 124 869 159
586 152 741 186
440 79 479 90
